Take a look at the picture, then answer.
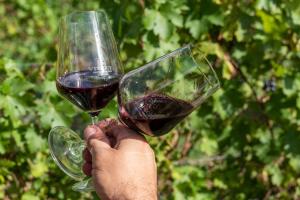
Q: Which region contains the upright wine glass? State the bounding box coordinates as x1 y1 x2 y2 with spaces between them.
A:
48 11 123 192
118 44 219 136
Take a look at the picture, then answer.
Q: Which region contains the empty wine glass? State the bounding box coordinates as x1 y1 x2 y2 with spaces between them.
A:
48 11 123 192
118 44 220 136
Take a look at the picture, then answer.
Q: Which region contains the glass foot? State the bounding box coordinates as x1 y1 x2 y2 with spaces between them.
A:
49 126 95 191
72 178 94 192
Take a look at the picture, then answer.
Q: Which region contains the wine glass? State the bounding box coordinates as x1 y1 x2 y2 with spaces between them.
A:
48 11 123 192
118 44 219 136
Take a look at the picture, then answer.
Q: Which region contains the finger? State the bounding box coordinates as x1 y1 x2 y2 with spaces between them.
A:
107 124 145 140
83 148 92 163
84 125 111 150
95 119 120 147
84 125 107 141
82 162 92 176
106 124 148 151
97 118 118 131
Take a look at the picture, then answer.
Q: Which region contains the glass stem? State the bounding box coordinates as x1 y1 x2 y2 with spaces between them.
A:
91 115 98 125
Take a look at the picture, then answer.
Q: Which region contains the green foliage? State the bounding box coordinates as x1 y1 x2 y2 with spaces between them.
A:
1 0 300 199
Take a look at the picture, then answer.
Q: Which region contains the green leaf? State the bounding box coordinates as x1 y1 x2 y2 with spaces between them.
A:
29 153 48 178
289 156 300 173
256 0 269 10
38 80 57 96
185 19 208 39
256 10 274 33
21 193 40 200
155 0 167 4
11 130 24 149
154 13 172 39
143 9 157 30
168 14 183 27
3 59 23 77
0 95 27 127
0 142 5 154
206 14 224 26
283 76 297 96
297 96 300 109
266 165 283 186
213 178 228 189
160 4 183 27
143 9 173 39
290 4 300 25
200 136 218 156
234 22 246 42
1 76 34 96
174 188 186 200
35 99 70 128
25 128 46 153
0 159 15 168
0 185 4 199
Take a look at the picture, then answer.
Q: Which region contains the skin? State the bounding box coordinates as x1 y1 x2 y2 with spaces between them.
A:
82 119 158 200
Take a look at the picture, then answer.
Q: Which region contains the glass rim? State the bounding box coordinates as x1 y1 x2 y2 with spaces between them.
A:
120 44 220 88
60 10 108 22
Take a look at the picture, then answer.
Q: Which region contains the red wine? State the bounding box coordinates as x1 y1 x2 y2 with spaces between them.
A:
119 93 194 136
56 70 119 116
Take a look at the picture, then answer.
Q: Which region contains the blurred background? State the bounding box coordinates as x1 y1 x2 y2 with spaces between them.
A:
0 0 300 199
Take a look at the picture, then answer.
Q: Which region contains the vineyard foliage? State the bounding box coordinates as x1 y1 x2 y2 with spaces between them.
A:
1 0 300 199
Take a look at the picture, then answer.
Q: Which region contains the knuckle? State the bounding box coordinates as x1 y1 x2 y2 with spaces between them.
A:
88 139 98 149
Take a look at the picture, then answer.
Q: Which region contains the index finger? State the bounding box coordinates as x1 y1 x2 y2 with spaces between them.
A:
107 124 146 142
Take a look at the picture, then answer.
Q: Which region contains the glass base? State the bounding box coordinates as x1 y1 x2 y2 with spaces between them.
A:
72 178 94 192
48 126 95 192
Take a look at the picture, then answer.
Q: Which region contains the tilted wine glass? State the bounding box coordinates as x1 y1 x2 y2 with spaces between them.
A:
48 11 123 192
118 44 220 136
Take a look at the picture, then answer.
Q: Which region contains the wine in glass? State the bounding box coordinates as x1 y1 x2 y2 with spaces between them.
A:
118 44 219 136
48 11 123 191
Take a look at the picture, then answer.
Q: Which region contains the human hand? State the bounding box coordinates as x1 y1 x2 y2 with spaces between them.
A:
82 119 157 200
